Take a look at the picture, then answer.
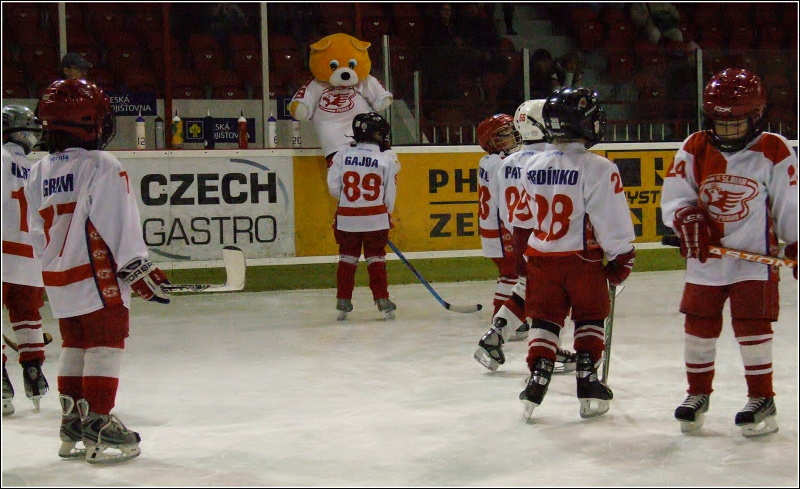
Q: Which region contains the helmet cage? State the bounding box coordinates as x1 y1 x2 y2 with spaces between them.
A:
2 105 42 154
477 113 520 155
702 68 766 152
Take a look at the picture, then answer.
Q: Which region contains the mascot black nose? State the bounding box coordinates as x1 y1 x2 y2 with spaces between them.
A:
341 72 351 80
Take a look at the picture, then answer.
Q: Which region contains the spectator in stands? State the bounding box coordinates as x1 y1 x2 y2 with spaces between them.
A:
530 48 561 98
423 3 468 100
60 52 90 80
209 3 248 43
425 3 462 48
456 4 501 78
556 50 584 88
630 3 683 44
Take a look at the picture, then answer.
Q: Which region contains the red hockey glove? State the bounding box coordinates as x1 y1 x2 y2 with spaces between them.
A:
785 241 797 280
604 248 635 286
117 258 171 304
673 205 711 263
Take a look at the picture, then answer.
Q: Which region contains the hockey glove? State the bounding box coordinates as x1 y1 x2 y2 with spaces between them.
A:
673 205 711 263
117 258 171 304
785 241 797 280
604 248 635 286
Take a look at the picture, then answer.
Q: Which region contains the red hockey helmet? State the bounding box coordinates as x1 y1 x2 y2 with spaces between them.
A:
477 113 520 155
702 68 766 151
37 79 115 149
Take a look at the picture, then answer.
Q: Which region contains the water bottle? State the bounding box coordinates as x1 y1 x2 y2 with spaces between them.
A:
238 110 248 149
291 118 301 148
154 115 165 149
171 110 183 149
135 109 146 150
203 109 215 149
267 113 277 148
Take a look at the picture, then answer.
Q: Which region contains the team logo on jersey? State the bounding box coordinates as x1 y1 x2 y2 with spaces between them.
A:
699 174 758 222
102 286 119 298
319 87 356 113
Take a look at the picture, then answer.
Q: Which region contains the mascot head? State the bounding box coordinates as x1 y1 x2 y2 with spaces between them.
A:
309 33 372 87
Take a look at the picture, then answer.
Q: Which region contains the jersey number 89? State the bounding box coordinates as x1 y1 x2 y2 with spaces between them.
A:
343 171 382 202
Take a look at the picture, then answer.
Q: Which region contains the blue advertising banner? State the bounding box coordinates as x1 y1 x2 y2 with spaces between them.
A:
107 92 157 116
183 117 256 143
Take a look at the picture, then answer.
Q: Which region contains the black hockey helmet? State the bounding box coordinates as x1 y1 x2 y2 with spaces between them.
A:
352 112 391 151
542 87 606 148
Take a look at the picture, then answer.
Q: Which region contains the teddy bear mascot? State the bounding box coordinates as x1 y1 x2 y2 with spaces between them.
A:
289 33 393 167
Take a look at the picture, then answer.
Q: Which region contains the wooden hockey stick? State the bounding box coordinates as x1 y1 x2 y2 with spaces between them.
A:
661 235 797 267
387 240 482 313
3 332 53 352
162 246 247 293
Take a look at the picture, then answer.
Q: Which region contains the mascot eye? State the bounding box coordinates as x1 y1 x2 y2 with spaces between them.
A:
329 60 339 70
348 59 358 69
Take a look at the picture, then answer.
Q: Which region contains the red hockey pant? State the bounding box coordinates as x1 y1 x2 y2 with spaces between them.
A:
334 229 390 301
2 282 46 364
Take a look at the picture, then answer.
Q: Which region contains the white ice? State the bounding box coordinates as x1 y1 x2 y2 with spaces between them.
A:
2 270 798 486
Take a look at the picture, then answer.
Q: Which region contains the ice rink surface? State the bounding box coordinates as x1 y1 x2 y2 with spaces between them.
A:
2 270 798 487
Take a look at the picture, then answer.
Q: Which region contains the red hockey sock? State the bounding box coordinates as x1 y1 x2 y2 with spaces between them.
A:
82 376 119 415
366 259 388 300
336 260 357 300
58 376 83 402
573 321 605 364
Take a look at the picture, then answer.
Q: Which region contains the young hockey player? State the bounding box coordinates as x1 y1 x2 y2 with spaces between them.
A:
517 87 636 421
474 100 576 372
662 68 797 437
327 112 400 320
2 104 48 416
26 79 171 462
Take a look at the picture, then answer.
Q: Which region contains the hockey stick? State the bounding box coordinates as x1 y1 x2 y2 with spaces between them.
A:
661 235 797 267
386 239 482 313
161 246 247 293
3 332 53 352
601 283 619 384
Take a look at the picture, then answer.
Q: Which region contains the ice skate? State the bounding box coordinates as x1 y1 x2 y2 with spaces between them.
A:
735 397 778 437
376 298 396 320
336 298 353 321
674 394 710 433
77 399 141 464
575 352 612 418
519 357 554 422
58 395 86 459
2 363 14 416
21 360 48 412
473 317 507 371
554 347 577 374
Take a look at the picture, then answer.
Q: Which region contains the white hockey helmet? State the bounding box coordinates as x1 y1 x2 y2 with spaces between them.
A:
513 99 548 142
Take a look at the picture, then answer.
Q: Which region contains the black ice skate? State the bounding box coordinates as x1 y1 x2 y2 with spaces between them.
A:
735 397 778 437
474 319 506 371
2 363 14 416
575 352 612 418
58 395 86 459
21 359 48 412
519 357 554 422
674 394 710 433
376 298 396 320
336 298 353 321
76 399 141 464
554 347 577 374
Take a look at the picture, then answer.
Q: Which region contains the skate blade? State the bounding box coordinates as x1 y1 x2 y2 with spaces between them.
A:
740 415 779 437
579 398 610 418
553 362 576 374
473 348 500 371
85 442 141 464
678 413 706 433
31 396 41 412
383 310 395 320
521 399 539 423
336 311 348 321
59 440 87 459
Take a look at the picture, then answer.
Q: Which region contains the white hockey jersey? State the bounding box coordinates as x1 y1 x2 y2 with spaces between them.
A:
23 148 149 318
501 143 552 230
662 131 798 285
2 142 43 287
520 142 635 260
327 142 399 232
290 76 392 157
477 152 504 258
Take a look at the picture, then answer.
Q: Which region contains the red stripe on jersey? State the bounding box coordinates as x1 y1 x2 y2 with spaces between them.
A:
57 202 77 214
86 220 123 307
479 226 500 238
524 246 579 257
2 240 34 258
42 264 93 286
747 133 791 165
337 204 387 216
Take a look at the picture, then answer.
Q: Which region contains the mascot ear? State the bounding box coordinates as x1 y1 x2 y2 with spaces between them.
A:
310 37 332 53
351 37 371 52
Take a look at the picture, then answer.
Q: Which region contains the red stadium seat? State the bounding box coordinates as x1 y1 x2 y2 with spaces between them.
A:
192 48 224 79
107 46 144 77
90 6 127 45
71 47 101 71
757 24 784 48
269 34 299 52
362 15 390 47
753 8 777 26
67 29 95 50
122 68 159 94
605 19 635 45
131 5 161 36
569 6 599 24
210 70 246 99
390 44 417 98
319 4 355 35
188 34 221 54
230 34 259 53
676 22 695 42
728 24 754 50
21 46 59 76
172 69 204 99
606 51 635 81
723 5 752 27
31 67 62 93
103 32 139 49
87 67 115 90
577 20 605 51
393 12 423 49
2 83 30 98
233 49 262 80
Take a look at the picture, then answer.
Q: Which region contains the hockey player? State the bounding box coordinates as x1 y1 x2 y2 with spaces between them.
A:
327 112 400 320
475 101 575 371
517 88 636 421
474 113 521 318
2 104 48 416
661 68 797 437
26 79 171 462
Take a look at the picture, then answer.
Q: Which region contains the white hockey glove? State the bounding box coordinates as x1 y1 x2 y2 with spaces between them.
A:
117 258 171 304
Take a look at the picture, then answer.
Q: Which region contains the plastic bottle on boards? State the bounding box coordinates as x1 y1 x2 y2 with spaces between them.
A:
171 110 183 149
267 113 277 148
135 109 146 150
238 110 248 149
291 118 301 148
154 115 165 149
203 109 215 149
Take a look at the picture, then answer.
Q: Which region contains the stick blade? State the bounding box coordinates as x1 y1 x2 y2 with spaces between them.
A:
222 246 246 291
446 303 483 313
